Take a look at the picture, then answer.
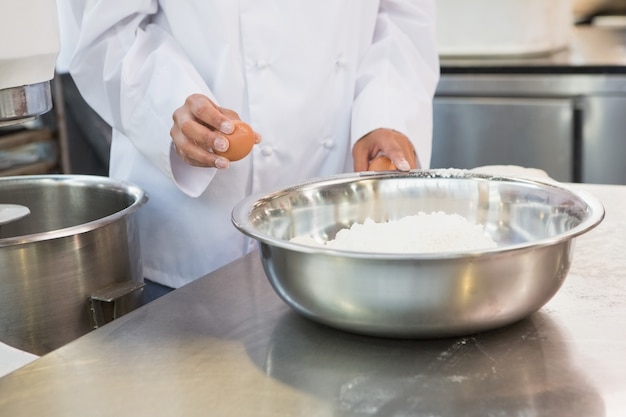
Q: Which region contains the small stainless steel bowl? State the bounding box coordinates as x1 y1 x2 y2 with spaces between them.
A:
232 170 605 338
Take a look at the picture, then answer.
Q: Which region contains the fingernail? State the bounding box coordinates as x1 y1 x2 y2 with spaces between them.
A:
214 136 228 152
397 159 411 171
215 157 230 169
220 121 234 134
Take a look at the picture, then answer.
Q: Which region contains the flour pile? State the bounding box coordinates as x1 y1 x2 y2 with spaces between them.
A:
290 211 497 253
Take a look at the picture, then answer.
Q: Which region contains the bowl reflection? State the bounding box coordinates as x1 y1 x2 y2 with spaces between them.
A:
260 311 605 417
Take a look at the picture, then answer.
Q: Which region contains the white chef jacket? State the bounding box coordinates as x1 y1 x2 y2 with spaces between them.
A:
68 0 440 288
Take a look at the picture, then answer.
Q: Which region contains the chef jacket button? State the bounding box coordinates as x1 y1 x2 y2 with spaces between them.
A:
256 60 268 69
261 146 273 156
335 57 347 67
323 139 335 149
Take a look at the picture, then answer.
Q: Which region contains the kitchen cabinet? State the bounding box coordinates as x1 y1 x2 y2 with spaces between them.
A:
432 26 626 185
432 74 626 184
0 126 59 176
581 95 626 183
432 95 577 182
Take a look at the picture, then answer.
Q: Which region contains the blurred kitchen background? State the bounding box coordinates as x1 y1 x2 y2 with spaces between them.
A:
3 0 626 183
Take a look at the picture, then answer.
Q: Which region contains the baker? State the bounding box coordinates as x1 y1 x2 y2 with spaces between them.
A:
66 0 440 301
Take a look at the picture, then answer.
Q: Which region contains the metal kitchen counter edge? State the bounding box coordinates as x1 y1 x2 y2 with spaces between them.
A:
437 26 626 97
0 183 625 416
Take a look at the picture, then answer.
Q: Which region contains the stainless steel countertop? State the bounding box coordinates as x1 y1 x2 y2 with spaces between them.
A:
1 183 625 416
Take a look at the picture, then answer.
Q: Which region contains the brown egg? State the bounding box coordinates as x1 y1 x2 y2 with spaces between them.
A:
368 155 397 171
214 120 255 161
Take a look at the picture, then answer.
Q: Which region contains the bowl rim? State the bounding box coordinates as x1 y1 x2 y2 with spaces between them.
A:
0 174 148 247
231 169 606 260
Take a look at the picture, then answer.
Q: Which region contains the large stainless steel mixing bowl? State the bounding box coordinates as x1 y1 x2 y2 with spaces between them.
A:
232 170 605 338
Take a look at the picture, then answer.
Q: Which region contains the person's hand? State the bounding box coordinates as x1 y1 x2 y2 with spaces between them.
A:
352 128 419 172
171 94 261 169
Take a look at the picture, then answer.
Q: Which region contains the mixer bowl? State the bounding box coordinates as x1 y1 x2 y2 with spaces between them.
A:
232 170 604 338
0 175 147 355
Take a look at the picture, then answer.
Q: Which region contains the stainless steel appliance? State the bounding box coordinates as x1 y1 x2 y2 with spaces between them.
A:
432 73 626 184
0 175 148 355
0 0 60 126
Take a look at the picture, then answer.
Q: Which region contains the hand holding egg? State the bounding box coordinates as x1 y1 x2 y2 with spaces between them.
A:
171 94 259 169
352 128 417 172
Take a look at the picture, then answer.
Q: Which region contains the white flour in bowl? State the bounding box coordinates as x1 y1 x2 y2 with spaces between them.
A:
290 211 497 253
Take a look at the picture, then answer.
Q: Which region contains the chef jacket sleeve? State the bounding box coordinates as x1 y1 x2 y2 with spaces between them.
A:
350 0 440 168
68 0 215 197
